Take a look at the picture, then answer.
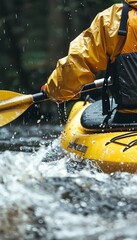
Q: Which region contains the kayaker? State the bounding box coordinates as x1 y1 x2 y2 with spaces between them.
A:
41 0 137 123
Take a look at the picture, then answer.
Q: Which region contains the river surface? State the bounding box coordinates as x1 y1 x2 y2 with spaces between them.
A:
0 123 137 240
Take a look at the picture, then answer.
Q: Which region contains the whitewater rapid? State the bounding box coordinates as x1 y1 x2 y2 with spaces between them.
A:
0 125 137 240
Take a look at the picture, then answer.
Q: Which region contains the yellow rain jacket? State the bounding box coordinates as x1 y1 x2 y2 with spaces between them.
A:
45 0 137 102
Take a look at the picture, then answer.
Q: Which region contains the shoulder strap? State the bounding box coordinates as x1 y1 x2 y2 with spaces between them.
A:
102 2 131 115
102 59 112 115
118 2 131 36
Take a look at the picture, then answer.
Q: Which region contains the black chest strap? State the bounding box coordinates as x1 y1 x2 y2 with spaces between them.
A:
102 60 112 115
118 2 131 36
102 2 131 115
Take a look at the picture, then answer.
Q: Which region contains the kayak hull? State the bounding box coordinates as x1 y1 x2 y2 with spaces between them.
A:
60 101 137 173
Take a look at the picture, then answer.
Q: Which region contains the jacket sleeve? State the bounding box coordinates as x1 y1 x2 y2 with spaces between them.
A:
46 4 124 102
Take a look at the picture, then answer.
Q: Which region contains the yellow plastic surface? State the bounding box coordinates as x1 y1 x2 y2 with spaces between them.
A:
61 101 137 173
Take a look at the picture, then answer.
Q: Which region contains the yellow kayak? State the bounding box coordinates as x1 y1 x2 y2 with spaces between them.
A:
61 100 137 174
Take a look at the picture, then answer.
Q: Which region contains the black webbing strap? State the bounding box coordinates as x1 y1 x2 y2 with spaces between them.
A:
102 2 130 115
118 2 130 36
102 59 112 115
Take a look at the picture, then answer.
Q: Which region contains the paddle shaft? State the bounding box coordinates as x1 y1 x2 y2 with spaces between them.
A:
33 92 46 102
82 77 111 93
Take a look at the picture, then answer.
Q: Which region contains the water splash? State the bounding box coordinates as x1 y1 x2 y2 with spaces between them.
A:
0 125 137 239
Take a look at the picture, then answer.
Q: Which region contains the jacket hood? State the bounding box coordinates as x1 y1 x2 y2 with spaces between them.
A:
125 0 137 8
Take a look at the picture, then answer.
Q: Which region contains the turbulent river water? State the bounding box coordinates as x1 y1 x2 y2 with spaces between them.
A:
1 123 137 240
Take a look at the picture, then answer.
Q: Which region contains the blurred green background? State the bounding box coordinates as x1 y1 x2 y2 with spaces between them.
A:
0 0 120 124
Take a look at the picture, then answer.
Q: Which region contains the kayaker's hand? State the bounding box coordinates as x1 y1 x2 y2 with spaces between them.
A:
41 83 63 103
41 84 47 96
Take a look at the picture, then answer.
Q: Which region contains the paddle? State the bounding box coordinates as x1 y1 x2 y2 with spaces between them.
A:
0 77 111 127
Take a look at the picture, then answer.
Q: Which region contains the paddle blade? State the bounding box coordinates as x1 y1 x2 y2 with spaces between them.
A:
0 90 33 127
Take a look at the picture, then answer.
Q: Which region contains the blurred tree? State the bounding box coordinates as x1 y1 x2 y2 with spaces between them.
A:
0 0 30 90
0 0 120 92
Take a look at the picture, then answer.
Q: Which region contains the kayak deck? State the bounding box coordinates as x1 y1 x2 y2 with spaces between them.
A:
60 101 137 173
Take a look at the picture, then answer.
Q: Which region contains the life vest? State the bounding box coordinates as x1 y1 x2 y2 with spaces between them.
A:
102 2 137 114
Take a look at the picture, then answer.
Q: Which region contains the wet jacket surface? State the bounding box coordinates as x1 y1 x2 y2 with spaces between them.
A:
46 0 137 102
